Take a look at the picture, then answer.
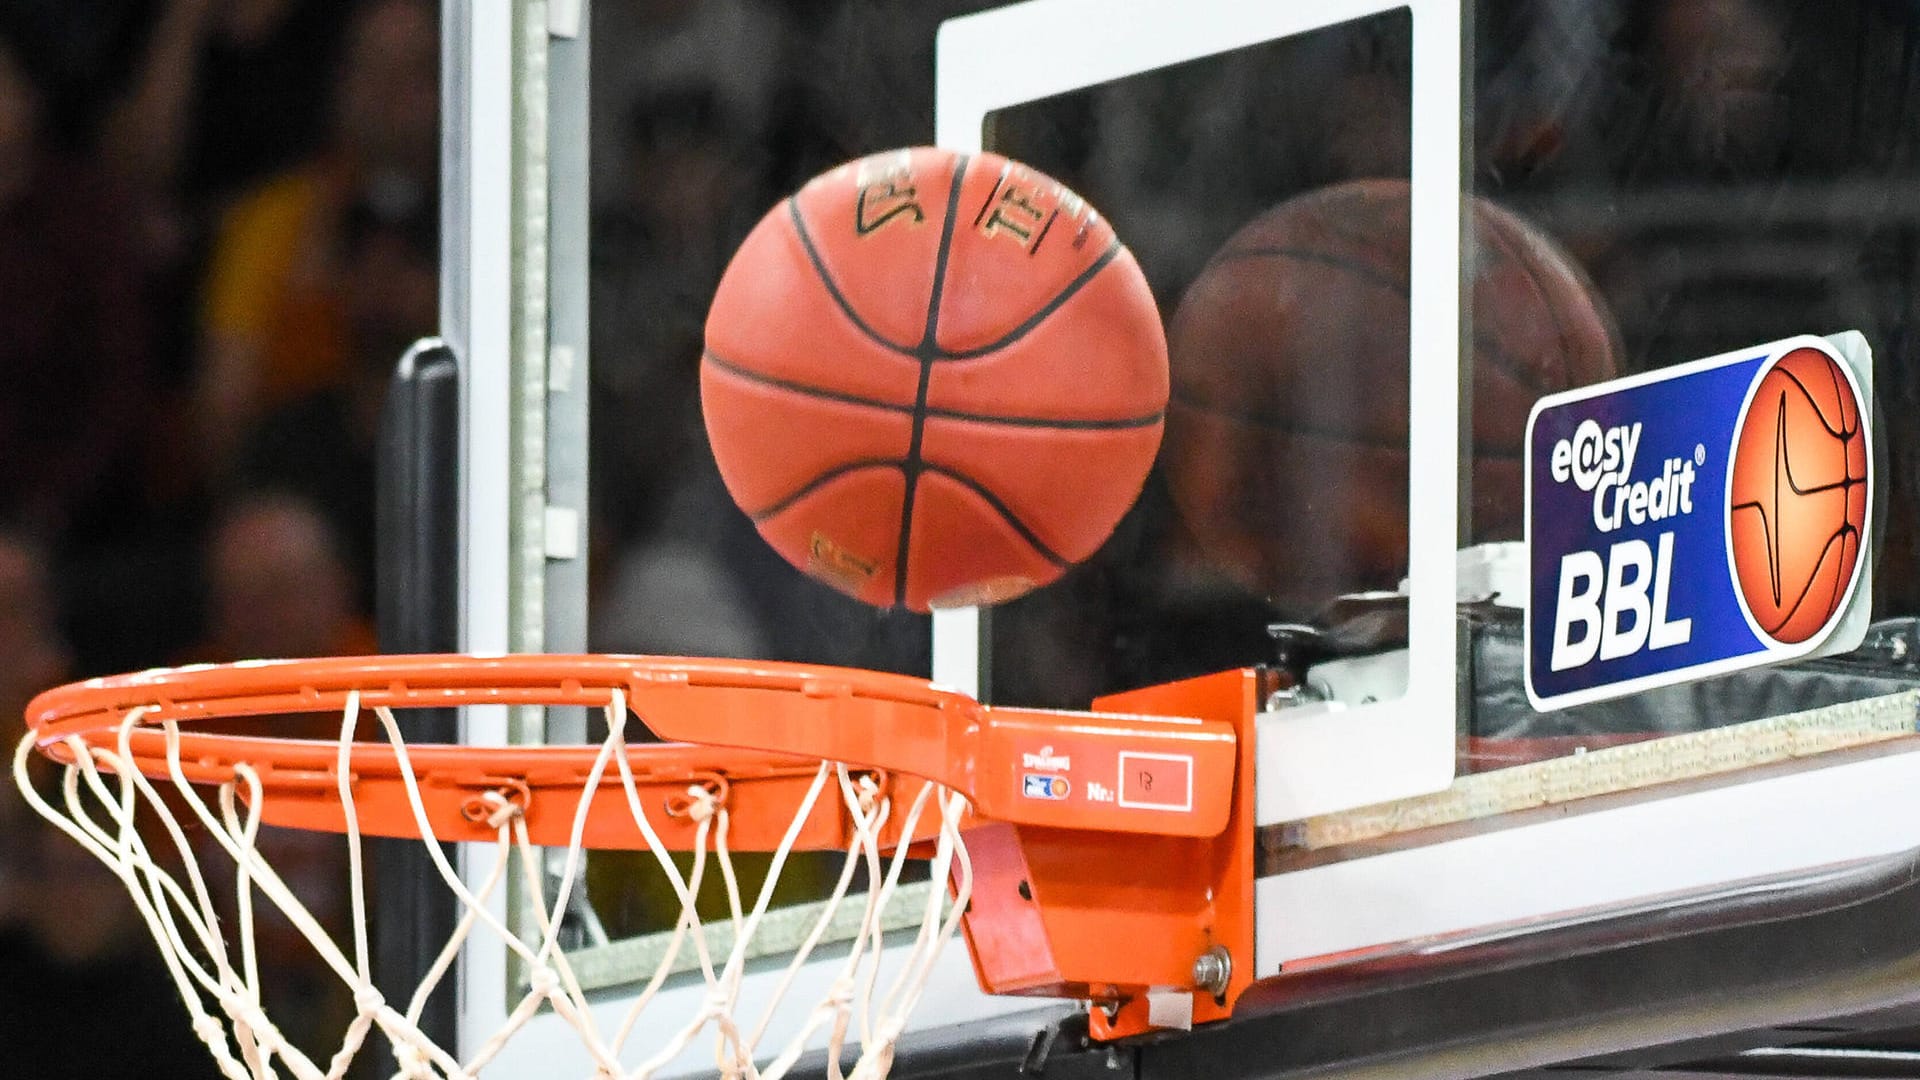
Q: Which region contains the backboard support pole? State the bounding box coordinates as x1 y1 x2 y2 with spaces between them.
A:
443 0 549 1059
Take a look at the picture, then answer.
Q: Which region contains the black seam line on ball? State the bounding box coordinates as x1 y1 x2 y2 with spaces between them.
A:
895 156 972 606
1204 245 1409 297
705 350 916 416
1769 366 1863 440
746 459 906 523
789 200 1129 367
920 464 1072 568
1169 391 1525 462
1480 213 1575 385
938 238 1124 361
1207 243 1572 397
707 348 1164 430
787 198 921 359
924 406 1164 431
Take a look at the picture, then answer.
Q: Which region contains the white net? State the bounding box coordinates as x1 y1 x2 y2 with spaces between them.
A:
11 688 973 1080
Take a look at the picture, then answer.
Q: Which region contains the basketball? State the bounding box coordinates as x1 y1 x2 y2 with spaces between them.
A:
701 147 1168 611
1163 178 1621 614
1728 346 1870 644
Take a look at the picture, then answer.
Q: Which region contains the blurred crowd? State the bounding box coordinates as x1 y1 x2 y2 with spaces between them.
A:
0 0 1915 1074
0 1 963 1071
0 0 435 1073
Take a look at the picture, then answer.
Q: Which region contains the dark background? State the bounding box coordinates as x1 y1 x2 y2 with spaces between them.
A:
0 0 1916 1076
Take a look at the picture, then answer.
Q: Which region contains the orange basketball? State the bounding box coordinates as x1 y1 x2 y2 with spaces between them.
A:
1727 346 1870 643
1164 179 1620 614
701 148 1168 611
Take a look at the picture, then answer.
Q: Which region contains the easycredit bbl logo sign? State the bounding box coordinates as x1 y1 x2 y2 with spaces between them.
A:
1525 333 1876 710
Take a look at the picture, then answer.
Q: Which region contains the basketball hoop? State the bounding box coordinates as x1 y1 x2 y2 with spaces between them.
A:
14 654 1256 1079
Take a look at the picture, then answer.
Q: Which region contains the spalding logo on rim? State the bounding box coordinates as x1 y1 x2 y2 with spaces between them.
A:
1524 332 1876 710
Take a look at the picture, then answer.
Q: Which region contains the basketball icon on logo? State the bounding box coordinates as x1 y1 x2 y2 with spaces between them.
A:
1726 345 1871 645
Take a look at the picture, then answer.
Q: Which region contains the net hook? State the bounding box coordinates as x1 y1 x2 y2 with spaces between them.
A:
459 778 532 829
665 770 730 819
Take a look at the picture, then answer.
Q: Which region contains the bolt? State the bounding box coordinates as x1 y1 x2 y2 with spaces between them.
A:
1191 945 1231 997
1265 683 1327 711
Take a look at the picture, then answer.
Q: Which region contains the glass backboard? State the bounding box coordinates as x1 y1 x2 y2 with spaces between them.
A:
438 0 1920 1075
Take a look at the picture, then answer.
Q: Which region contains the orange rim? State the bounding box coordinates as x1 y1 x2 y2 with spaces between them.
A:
24 653 1240 849
27 653 966 738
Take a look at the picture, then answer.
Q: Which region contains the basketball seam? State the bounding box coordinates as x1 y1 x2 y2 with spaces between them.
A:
786 188 1127 366
744 459 904 522
1729 365 1867 636
1479 211 1577 396
787 198 922 359
1821 350 1858 432
704 350 1165 431
1768 396 1786 611
1208 245 1405 296
735 454 1078 578
1834 531 1858 627
1205 242 1576 398
937 238 1125 360
895 156 974 606
1772 384 1865 499
924 406 1164 432
1751 526 1857 635
747 459 1076 580
1773 364 1864 440
1824 352 1849 431
921 465 1073 568
1729 515 1866 638
1727 503 1780 608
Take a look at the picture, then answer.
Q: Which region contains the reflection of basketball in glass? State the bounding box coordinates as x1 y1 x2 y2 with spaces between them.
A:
702 148 1167 612
1727 346 1870 644
1162 179 1619 614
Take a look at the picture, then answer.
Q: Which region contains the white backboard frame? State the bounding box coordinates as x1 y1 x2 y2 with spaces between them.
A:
933 0 1464 820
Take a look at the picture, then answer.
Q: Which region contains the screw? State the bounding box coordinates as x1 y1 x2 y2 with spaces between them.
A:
1264 681 1327 711
1191 946 1231 997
